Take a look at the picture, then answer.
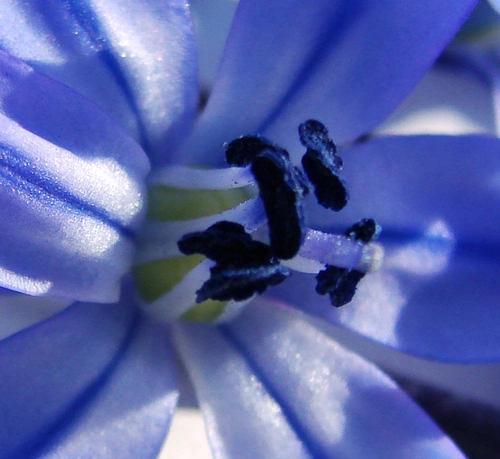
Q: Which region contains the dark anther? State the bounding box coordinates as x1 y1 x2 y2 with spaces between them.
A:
315 218 380 307
298 119 343 168
301 151 349 211
345 218 380 243
196 263 290 303
251 149 306 259
316 265 365 308
298 119 349 211
178 221 290 303
225 132 310 259
225 135 276 167
298 120 337 157
178 221 272 266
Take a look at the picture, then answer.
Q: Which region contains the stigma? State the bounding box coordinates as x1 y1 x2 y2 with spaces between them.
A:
134 120 383 321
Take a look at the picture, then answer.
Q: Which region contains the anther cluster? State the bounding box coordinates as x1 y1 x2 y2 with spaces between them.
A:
178 221 290 302
316 218 380 307
178 120 380 307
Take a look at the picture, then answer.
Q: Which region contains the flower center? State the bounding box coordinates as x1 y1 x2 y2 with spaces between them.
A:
134 120 383 322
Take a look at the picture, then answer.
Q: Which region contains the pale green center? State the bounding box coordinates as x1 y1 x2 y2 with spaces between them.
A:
134 185 252 321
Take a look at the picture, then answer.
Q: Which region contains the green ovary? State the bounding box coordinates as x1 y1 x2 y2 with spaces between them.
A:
134 254 205 302
148 185 251 221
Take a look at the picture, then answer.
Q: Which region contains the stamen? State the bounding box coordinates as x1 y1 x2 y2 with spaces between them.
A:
315 266 365 308
148 164 255 189
196 263 290 303
225 135 276 167
136 119 383 322
299 119 349 211
225 136 309 260
314 218 382 307
285 227 383 272
250 149 307 259
297 229 369 269
178 221 272 266
298 119 339 162
135 198 266 264
345 218 381 243
178 221 290 303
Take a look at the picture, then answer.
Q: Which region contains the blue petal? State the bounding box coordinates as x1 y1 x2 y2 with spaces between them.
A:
0 285 179 458
0 0 198 164
488 0 500 15
180 0 477 165
174 300 465 458
276 135 500 362
0 292 70 340
0 51 149 302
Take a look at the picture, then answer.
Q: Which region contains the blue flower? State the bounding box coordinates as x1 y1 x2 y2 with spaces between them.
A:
0 0 492 457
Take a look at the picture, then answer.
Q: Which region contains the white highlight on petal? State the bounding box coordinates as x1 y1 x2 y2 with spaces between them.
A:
386 220 455 276
63 393 179 453
0 267 52 295
89 0 196 150
227 300 352 446
148 165 255 189
378 66 494 136
269 320 349 444
0 117 145 227
59 215 120 258
0 3 66 65
79 157 144 225
173 322 311 458
337 272 405 347
380 108 488 135
159 408 211 459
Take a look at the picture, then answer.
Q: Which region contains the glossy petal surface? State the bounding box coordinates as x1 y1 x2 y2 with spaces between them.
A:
174 300 464 458
0 51 149 302
0 285 179 458
180 0 477 165
0 291 70 340
489 0 500 14
0 0 198 163
274 135 500 362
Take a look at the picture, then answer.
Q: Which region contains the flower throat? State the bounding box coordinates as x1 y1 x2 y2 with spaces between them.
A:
135 120 382 322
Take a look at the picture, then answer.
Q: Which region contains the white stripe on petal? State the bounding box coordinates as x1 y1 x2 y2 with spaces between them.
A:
148 165 254 189
135 198 266 264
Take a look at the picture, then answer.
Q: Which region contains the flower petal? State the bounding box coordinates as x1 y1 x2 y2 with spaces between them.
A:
0 51 149 302
276 135 500 362
0 291 70 340
488 0 500 15
174 300 465 458
0 283 179 458
180 0 477 165
0 0 198 163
